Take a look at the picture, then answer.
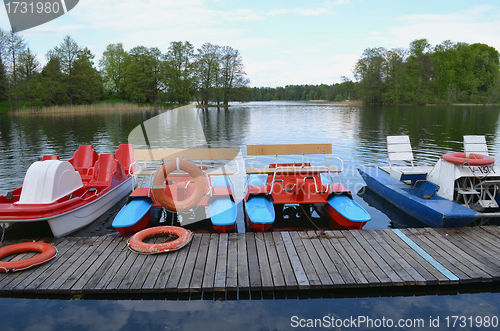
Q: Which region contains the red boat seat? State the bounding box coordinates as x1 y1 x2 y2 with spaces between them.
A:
115 144 134 175
89 154 118 187
42 155 60 161
69 145 98 172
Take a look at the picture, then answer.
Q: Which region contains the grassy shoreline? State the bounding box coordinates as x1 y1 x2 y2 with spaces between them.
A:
1 100 181 114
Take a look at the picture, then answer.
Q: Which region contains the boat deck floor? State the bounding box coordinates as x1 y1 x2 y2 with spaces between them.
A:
1 226 500 296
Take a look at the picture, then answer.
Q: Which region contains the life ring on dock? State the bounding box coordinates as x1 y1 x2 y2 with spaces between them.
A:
152 159 206 212
0 242 57 273
442 152 494 166
128 226 193 254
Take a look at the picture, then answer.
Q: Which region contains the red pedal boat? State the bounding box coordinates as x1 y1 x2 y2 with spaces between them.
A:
112 148 239 235
244 144 371 232
0 144 134 237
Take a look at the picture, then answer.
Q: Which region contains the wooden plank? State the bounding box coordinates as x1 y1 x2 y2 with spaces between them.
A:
317 233 357 286
401 228 472 282
177 234 202 293
237 233 250 291
337 232 380 286
128 238 162 292
433 228 500 280
466 228 500 262
281 232 309 290
82 238 128 293
272 232 298 290
325 231 369 286
72 236 123 293
134 148 238 162
93 240 132 292
189 233 211 292
379 230 445 285
418 228 495 281
201 233 219 292
22 238 83 293
44 237 100 293
264 232 286 291
59 236 115 293
348 230 403 286
342 230 393 286
214 233 228 292
409 228 489 282
247 144 332 156
299 231 333 288
165 242 192 292
104 240 142 293
358 230 416 286
306 231 344 288
255 232 274 291
289 231 321 289
226 233 238 291
245 233 262 290
151 249 179 292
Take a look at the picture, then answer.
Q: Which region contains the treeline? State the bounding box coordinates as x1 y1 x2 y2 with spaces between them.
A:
249 79 358 101
354 39 500 105
0 29 250 112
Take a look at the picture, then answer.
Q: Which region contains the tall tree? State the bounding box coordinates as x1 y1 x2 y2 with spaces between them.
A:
218 46 249 106
4 30 26 111
354 47 386 104
18 47 40 111
166 41 195 104
99 43 127 96
195 43 221 105
47 35 82 106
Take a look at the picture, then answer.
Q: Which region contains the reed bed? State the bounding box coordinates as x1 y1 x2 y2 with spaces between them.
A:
15 102 177 114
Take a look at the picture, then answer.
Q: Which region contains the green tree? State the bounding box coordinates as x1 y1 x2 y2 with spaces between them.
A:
354 47 386 104
4 30 26 111
166 41 195 104
18 47 40 110
99 43 127 96
195 42 221 105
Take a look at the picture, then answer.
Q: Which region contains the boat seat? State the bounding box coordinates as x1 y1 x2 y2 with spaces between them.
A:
69 145 99 181
115 144 135 175
386 135 431 182
464 135 489 156
89 154 118 187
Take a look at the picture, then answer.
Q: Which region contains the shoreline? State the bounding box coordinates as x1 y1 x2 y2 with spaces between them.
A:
8 102 180 115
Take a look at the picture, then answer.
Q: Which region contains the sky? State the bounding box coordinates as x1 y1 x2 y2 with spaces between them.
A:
1 0 500 87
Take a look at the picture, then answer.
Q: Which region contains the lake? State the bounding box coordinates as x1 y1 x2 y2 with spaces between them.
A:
0 102 499 330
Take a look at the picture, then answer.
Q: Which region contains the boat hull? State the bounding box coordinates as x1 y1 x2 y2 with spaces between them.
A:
112 198 152 236
358 167 479 228
314 195 371 230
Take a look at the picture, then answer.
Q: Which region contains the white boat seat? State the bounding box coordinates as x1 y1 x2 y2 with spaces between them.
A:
464 135 489 156
386 136 431 182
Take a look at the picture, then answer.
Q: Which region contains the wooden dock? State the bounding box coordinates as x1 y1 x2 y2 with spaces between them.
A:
1 226 500 296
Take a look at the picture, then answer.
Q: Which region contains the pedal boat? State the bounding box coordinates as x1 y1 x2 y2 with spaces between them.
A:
244 144 371 232
358 135 500 227
112 148 239 235
0 144 134 237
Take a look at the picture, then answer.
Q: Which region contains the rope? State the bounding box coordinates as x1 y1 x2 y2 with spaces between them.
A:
299 204 326 237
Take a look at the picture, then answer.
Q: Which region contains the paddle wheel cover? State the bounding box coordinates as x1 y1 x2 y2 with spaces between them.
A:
0 242 57 273
128 226 193 254
442 152 494 166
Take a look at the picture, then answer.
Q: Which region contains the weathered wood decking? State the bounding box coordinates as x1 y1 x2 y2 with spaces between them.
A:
1 226 500 295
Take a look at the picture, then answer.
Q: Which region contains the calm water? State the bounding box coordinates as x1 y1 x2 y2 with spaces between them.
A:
1 102 500 330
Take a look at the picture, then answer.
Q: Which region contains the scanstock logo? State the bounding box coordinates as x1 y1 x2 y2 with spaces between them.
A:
3 0 79 32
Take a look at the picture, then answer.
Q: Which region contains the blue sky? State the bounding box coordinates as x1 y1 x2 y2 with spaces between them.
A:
1 0 500 87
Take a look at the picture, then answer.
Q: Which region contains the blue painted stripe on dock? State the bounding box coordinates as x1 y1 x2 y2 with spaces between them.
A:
392 229 459 281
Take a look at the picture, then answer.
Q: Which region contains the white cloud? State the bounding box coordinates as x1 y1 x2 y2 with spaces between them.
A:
388 5 500 50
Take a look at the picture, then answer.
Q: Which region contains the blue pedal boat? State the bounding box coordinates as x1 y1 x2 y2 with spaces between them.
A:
358 135 500 228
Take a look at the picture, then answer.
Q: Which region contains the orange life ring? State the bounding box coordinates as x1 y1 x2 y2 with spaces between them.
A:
128 226 193 254
0 242 57 273
442 152 495 166
152 159 206 212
